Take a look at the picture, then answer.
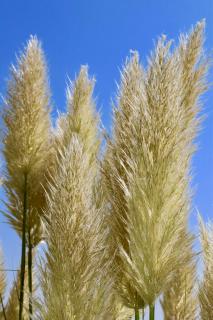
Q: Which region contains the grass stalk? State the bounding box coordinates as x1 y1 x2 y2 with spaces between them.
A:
28 230 33 319
135 307 140 320
149 304 155 320
19 173 28 320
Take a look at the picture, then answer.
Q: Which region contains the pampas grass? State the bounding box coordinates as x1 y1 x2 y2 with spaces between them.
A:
103 52 146 315
103 21 208 320
39 139 112 319
199 218 213 320
38 68 113 320
2 36 51 319
161 240 198 319
0 20 211 320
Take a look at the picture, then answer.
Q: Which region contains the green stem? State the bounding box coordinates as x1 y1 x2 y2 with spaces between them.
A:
149 304 155 320
0 293 7 320
135 307 140 320
19 173 28 320
28 231 33 319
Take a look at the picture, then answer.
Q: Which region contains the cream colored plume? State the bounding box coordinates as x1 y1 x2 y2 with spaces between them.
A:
104 20 208 309
199 217 213 319
161 239 198 319
40 138 112 320
3 35 51 246
54 65 100 168
103 52 146 309
39 67 112 320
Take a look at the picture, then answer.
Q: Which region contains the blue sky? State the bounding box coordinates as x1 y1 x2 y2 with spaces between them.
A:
0 0 212 317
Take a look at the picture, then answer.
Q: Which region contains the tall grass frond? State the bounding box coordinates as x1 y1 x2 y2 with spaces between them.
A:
54 65 100 169
39 138 112 320
3 35 51 246
161 239 198 319
39 67 112 319
3 35 51 319
103 52 146 309
119 21 207 306
199 217 213 319
103 21 208 309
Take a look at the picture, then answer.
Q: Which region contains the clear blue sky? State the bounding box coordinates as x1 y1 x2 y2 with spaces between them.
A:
0 0 212 317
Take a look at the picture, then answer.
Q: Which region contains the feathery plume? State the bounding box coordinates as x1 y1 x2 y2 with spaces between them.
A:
3 35 51 245
103 52 146 314
161 240 198 319
3 36 51 319
119 21 207 313
160 21 207 320
54 65 100 166
39 67 112 319
199 217 213 319
103 21 208 319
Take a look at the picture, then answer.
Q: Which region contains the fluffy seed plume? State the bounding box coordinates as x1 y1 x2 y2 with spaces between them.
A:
3 36 51 245
161 240 198 319
104 20 208 311
199 217 213 319
54 65 100 166
2 36 51 319
39 67 112 319
103 52 146 310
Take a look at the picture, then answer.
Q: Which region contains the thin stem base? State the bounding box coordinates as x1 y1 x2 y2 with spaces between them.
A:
135 308 140 320
149 304 155 320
